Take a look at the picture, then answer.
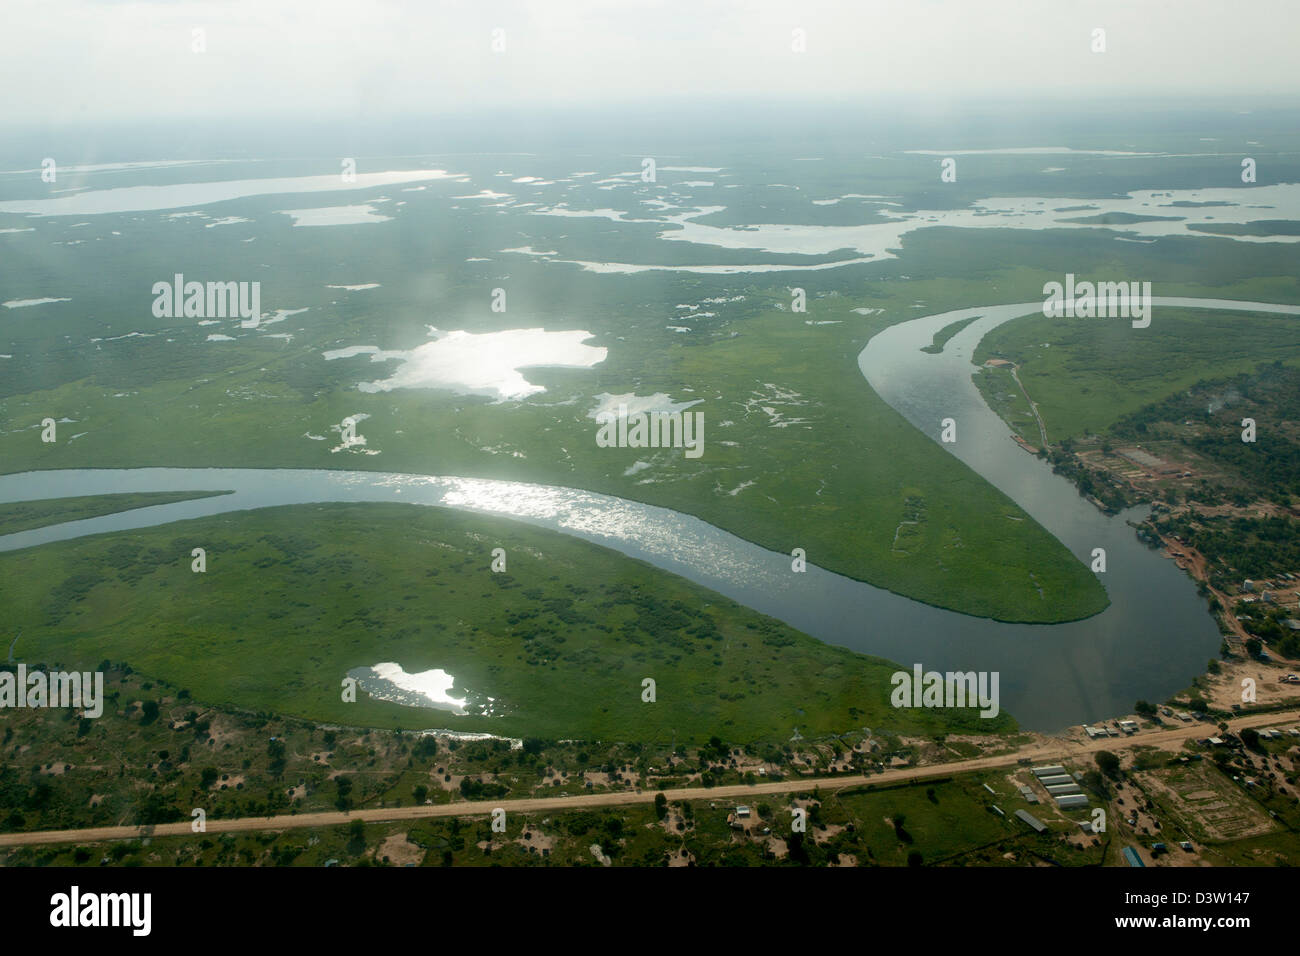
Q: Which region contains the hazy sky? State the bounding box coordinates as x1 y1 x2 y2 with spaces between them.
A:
2 0 1297 123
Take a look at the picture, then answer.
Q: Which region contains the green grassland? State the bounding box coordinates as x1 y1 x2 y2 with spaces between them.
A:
0 299 1108 623
974 303 1300 442
0 501 1014 743
5 193 1300 624
0 214 1165 625
0 490 228 536
973 365 1039 445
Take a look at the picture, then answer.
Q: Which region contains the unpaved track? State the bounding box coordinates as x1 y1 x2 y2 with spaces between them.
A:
1009 363 1049 449
3 709 1296 850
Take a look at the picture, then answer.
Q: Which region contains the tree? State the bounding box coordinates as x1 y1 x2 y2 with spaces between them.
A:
1082 769 1108 798
139 700 160 724
413 784 428 804
335 776 353 811
346 818 366 856
654 792 668 820
907 850 923 867
135 789 179 826
1245 637 1263 658
1240 728 1262 752
1134 700 1157 717
267 738 287 776
787 833 811 865
1095 751 1121 779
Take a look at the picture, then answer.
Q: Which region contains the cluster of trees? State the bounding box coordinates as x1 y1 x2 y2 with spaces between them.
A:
610 584 722 650
1112 362 1300 501
1046 445 1130 512
1232 607 1300 659
1156 512 1300 581
1095 750 1122 779
104 541 173 585
267 737 287 776
458 776 508 800
46 570 107 624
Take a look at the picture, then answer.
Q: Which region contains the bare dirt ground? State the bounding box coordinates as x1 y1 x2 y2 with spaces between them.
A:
1200 654 1300 711
373 832 424 866
1153 531 1300 711
1135 766 1275 843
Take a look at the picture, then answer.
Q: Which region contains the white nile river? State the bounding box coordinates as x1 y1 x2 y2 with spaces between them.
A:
1 297 1297 730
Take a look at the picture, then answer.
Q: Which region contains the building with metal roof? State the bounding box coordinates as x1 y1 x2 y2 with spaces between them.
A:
1038 775 1075 787
1015 809 1047 833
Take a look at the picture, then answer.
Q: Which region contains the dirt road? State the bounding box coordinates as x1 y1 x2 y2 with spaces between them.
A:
1009 363 1049 449
3 709 1296 849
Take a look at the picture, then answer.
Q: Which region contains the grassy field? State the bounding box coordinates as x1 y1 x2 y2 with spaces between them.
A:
0 501 1014 743
0 292 1107 623
0 219 1155 625
974 304 1300 441
973 365 1039 445
6 224 1299 626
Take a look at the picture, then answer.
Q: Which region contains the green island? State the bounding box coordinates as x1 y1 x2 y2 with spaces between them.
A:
0 490 229 536
0 501 1010 743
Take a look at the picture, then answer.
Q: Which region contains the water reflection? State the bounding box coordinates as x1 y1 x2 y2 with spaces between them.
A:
0 299 1293 730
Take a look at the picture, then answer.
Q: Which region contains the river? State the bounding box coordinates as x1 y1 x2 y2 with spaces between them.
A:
2 297 1296 730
